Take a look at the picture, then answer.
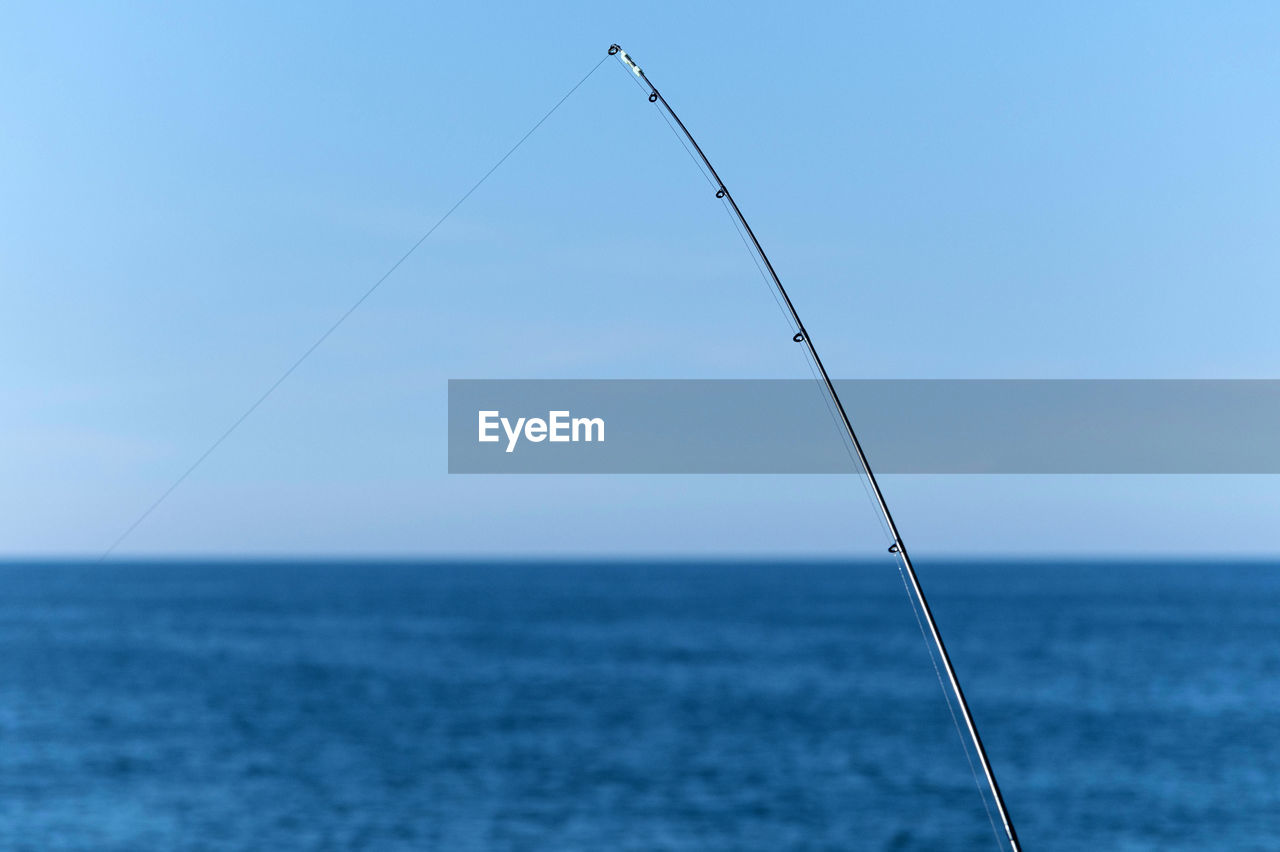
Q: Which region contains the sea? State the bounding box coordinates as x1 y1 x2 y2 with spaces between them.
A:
0 559 1275 851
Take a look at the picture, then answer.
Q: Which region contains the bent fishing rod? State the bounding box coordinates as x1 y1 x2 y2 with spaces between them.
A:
608 45 1022 851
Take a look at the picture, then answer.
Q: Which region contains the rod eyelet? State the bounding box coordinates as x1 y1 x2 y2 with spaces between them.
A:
792 332 805 343
648 92 658 103
715 188 726 198
608 45 620 56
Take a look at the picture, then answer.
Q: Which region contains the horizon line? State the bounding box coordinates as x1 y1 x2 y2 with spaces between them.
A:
2 552 1277 564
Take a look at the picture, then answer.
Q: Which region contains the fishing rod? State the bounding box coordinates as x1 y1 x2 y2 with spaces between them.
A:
608 44 1022 851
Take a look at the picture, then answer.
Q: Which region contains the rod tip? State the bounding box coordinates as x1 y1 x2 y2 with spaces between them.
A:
609 44 643 76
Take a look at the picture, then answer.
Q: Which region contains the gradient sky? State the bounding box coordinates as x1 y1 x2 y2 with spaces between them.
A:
3 2 1279 557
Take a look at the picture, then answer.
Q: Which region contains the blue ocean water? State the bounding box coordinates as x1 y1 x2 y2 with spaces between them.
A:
0 559 1275 851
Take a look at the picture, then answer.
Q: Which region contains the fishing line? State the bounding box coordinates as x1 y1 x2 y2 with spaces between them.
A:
610 45 1022 851
617 58 860 476
617 75 953 828
615 63 719 193
894 557 1005 848
617 50 916 570
691 125 895 541
614 58 810 368
698 136 984 843
616 52 899 539
715 186 887 517
621 56 852 476
720 202 799 332
713 172 883 504
715 201 892 537
777 300 994 840
716 181 993 837
97 54 609 561
624 51 999 842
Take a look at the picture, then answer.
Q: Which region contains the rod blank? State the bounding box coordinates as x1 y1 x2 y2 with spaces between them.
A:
609 43 1023 852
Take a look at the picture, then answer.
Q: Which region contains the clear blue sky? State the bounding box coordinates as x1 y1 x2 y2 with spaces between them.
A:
3 2 1279 557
